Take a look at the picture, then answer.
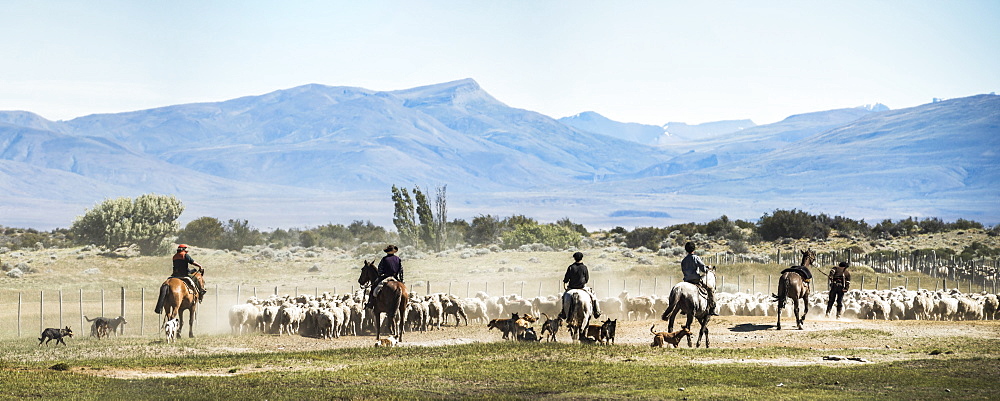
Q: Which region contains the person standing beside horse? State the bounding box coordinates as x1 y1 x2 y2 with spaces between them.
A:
681 242 718 316
826 261 851 319
172 244 206 300
364 245 403 310
558 252 601 319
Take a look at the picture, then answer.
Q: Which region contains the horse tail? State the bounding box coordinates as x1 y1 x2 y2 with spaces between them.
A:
154 283 169 314
567 292 579 325
661 286 680 321
774 274 788 310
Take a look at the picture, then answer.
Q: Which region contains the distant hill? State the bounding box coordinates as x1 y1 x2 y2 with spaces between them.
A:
1 80 997 230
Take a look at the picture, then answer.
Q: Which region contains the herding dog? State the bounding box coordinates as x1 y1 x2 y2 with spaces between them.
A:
86 315 128 338
539 313 562 342
38 326 74 346
375 335 399 347
163 318 180 343
650 325 691 348
583 318 617 344
513 313 537 339
488 313 519 340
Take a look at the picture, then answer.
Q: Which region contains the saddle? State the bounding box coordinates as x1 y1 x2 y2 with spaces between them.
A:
372 277 397 299
781 267 812 285
165 276 198 295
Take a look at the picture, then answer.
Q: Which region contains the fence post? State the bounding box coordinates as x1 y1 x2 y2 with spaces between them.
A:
101 288 105 317
860 276 865 291
875 276 880 290
18 292 22 337
40 290 43 334
768 275 772 294
79 289 83 337
917 277 921 290
639 279 643 296
752 275 756 294
737 275 741 293
519 282 523 297
216 284 220 333
59 289 63 328
141 288 145 336
121 287 126 333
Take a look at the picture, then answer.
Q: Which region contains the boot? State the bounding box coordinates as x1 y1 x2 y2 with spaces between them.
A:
592 300 601 318
826 306 833 318
836 305 843 320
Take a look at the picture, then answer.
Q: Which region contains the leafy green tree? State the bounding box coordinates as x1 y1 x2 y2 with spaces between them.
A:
70 194 183 255
757 209 829 241
467 214 503 246
556 217 588 236
219 219 263 250
391 185 419 246
176 217 224 248
434 185 448 251
501 222 581 249
348 220 390 244
414 186 436 249
625 226 670 250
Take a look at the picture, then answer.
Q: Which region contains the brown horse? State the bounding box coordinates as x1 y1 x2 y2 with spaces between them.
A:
358 260 409 342
775 250 815 330
157 268 204 338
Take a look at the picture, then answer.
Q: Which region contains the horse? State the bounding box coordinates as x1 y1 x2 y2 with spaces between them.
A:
774 250 816 330
561 289 594 342
660 268 716 348
157 268 204 338
358 260 409 342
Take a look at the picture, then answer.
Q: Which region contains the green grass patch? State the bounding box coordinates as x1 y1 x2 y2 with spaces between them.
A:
2 342 998 400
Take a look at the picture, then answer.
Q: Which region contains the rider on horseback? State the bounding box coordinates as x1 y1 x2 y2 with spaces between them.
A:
682 242 718 316
172 244 206 301
364 245 403 310
558 252 601 319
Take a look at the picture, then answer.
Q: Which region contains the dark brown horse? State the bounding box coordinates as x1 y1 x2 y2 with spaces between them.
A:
358 260 409 342
158 268 204 338
775 250 815 330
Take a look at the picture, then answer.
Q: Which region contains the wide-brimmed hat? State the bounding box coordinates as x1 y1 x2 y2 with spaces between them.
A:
384 245 398 253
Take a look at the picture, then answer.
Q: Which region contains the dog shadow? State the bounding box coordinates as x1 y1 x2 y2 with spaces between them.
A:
728 323 775 332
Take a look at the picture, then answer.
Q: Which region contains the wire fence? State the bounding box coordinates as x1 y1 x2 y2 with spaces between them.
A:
3 273 994 340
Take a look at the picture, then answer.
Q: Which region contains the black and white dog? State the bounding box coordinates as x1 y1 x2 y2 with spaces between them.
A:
38 326 74 346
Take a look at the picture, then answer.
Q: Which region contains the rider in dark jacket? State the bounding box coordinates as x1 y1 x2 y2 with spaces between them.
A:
826 261 851 319
172 244 206 299
558 252 601 319
364 245 403 309
681 242 718 316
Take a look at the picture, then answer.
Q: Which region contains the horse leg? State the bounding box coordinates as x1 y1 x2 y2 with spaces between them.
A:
793 298 802 330
685 313 695 348
776 301 783 331
189 306 198 338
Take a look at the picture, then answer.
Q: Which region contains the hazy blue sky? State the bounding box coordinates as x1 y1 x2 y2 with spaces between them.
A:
2 1 997 125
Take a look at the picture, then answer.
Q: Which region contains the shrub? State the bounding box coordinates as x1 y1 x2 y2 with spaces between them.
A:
501 223 580 250
70 194 183 255
624 227 669 250
176 217 225 249
757 209 829 241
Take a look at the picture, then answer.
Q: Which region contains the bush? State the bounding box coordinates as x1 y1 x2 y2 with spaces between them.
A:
624 227 669 250
70 194 183 255
176 217 225 249
467 215 503 246
219 219 263 251
501 223 580 250
757 209 829 241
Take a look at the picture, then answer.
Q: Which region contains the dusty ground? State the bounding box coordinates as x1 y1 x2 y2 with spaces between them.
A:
43 315 997 379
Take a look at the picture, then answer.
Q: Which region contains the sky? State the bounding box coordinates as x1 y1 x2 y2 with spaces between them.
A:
1 1 998 126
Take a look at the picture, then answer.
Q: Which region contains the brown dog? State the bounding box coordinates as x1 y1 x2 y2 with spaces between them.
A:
513 313 537 338
539 313 562 342
650 325 691 348
487 313 519 340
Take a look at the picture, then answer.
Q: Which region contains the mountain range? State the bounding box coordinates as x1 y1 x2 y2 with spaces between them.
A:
1 79 997 230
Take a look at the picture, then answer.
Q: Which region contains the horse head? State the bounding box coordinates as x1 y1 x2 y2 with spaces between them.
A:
358 260 377 287
703 266 717 290
193 268 206 288
800 250 817 267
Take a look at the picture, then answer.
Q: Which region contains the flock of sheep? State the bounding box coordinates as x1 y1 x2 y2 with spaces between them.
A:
227 285 1000 342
